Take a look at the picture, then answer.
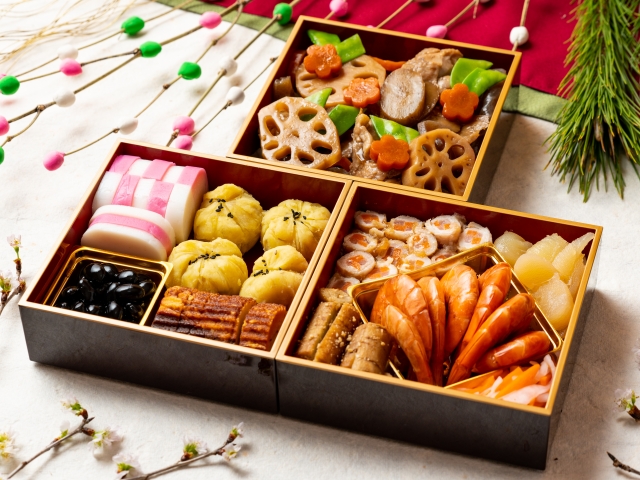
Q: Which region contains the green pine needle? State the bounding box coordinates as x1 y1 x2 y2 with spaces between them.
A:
546 0 640 201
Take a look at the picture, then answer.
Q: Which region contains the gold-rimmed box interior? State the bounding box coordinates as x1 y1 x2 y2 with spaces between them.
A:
228 16 521 202
19 139 352 412
275 182 602 468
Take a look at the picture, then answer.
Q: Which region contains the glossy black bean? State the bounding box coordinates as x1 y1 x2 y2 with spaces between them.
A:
102 263 119 282
58 301 70 310
60 286 80 301
106 282 119 302
138 280 156 297
105 301 123 320
136 273 152 284
78 278 96 303
84 263 105 284
124 303 145 322
117 270 137 284
115 284 145 302
72 301 86 313
87 304 104 315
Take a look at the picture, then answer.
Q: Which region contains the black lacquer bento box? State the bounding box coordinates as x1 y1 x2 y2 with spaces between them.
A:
276 182 602 468
18 140 351 413
229 17 521 203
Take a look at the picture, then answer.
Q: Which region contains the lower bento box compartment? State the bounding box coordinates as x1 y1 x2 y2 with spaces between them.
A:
276 182 601 467
19 140 351 413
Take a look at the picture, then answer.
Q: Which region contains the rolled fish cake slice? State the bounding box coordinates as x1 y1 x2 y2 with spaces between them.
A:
337 251 376 280
314 303 361 365
378 240 409 267
385 215 423 241
407 230 438 257
296 301 341 360
431 246 457 263
424 215 463 245
398 253 432 274
457 222 492 251
162 166 209 244
327 273 360 292
343 230 378 254
81 204 176 261
341 322 394 374
363 262 398 282
354 210 387 233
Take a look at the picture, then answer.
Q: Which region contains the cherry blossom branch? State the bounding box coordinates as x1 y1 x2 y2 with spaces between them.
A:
608 452 640 476
6 416 95 479
0 235 26 317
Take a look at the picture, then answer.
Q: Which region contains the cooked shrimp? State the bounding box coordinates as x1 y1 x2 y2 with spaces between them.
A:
407 231 438 257
457 222 493 251
475 331 551 373
424 215 463 245
364 262 398 281
355 210 387 233
343 230 378 254
385 216 423 241
398 254 432 274
457 262 512 354
418 276 446 386
327 273 360 292
447 293 536 385
337 251 376 279
441 265 480 357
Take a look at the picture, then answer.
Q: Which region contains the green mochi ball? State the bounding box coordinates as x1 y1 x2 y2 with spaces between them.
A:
140 41 162 58
178 62 202 80
122 16 145 36
0 147 4 165
273 3 293 25
0 76 20 95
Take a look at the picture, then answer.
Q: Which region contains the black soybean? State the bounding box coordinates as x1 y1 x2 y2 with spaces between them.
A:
124 303 145 322
84 263 105 283
78 278 96 303
72 301 86 313
117 270 137 284
106 282 119 302
115 284 145 302
138 280 156 297
60 286 80 301
105 301 123 320
87 304 104 315
58 301 70 310
102 263 119 282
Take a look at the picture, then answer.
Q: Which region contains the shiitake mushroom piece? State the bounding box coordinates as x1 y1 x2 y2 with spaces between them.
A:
273 76 294 100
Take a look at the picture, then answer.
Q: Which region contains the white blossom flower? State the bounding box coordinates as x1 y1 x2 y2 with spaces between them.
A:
222 443 241 462
113 452 140 479
182 435 208 459
59 419 70 439
0 270 13 293
61 395 84 416
615 388 638 414
6 234 21 250
0 428 18 463
230 422 244 440
90 426 123 453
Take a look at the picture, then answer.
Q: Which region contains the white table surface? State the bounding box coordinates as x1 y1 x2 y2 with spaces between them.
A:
0 2 636 479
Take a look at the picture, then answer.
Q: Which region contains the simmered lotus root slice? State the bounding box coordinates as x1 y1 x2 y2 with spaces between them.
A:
258 97 341 170
402 129 476 196
295 55 386 108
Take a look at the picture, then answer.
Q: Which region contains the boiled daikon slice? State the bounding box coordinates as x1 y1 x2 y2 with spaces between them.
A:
567 257 586 299
514 253 558 290
527 234 568 263
533 274 574 332
494 231 532 266
552 232 594 282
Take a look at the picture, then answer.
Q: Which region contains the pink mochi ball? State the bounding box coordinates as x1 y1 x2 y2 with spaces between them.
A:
329 0 348 17
174 135 193 151
0 116 9 136
426 25 447 38
43 151 65 171
60 58 82 76
199 11 222 29
172 116 195 135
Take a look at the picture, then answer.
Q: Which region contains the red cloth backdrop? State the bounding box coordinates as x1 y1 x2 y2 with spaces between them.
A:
213 0 575 97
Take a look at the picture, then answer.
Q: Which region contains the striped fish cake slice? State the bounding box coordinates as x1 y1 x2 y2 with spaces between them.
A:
314 303 361 365
341 323 394 374
296 302 341 360
239 303 288 351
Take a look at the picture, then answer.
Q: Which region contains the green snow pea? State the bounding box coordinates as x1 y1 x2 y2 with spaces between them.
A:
462 68 507 96
335 34 366 63
305 88 333 107
307 29 341 46
450 58 493 86
370 116 419 144
328 105 360 135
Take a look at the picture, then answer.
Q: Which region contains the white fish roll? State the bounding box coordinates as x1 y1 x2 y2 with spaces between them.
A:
398 254 432 274
424 215 463 244
431 246 457 263
92 171 123 212
354 210 387 233
363 263 398 282
385 215 423 241
407 231 438 257
327 273 360 292
337 251 376 279
458 222 493 251
343 230 378 253
378 240 409 266
81 205 176 261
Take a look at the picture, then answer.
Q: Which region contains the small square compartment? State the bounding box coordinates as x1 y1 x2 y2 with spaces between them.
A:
276 182 602 468
19 139 351 413
228 16 521 203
